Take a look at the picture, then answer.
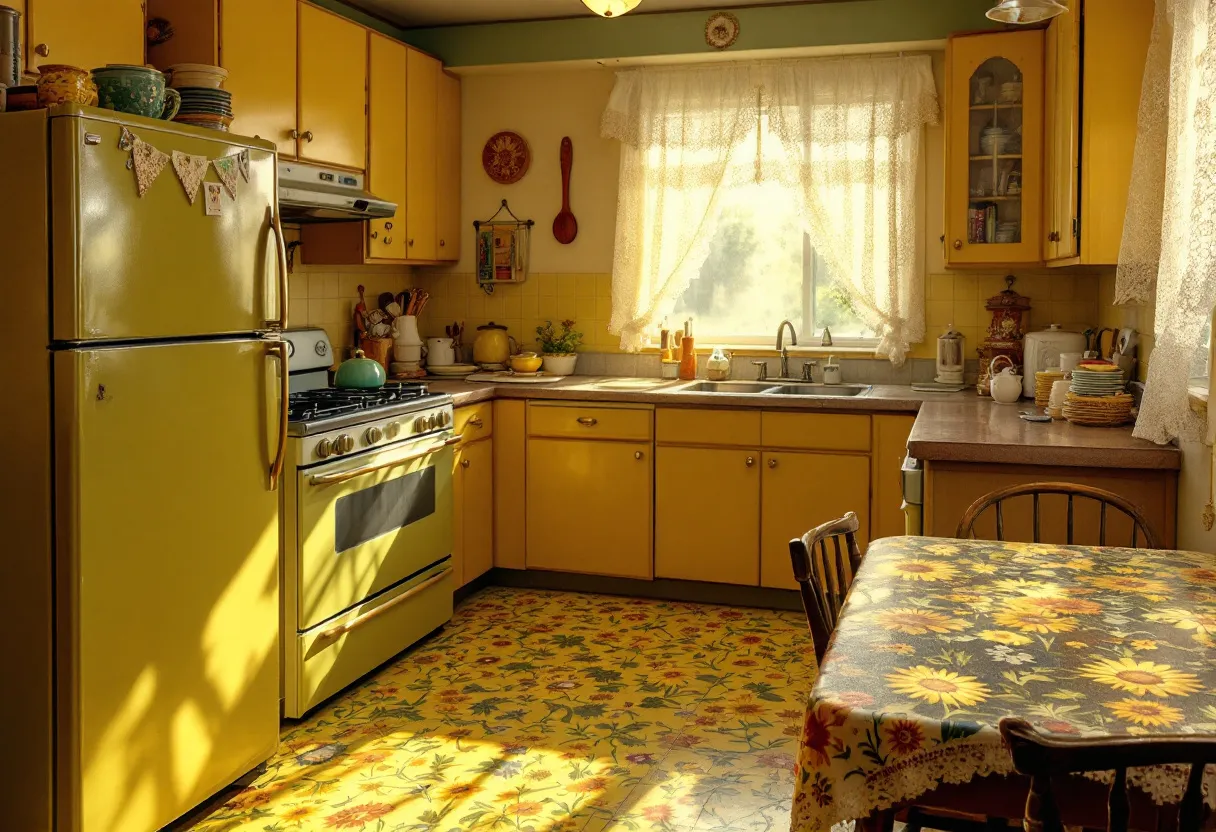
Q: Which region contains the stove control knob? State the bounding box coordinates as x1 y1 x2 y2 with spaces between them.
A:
427 413 439 430
365 426 383 445
385 421 401 440
316 438 334 459
335 434 355 454
438 411 452 427
414 415 429 432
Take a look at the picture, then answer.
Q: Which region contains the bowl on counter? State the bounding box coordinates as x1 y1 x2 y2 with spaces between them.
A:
509 352 543 374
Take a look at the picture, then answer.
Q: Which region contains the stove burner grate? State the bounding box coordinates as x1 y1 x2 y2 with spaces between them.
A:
288 382 432 423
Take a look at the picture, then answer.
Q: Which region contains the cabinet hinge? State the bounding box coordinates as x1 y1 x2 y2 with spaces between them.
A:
1072 216 1080 238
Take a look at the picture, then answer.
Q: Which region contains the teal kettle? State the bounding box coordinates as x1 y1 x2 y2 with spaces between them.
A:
335 349 387 389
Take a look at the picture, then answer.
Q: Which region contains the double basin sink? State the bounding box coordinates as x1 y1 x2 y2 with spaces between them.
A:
674 380 871 397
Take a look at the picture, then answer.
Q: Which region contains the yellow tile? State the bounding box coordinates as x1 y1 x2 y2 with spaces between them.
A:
503 295 523 318
484 295 505 321
596 274 612 297
327 298 349 324
521 276 539 296
537 273 557 297
952 300 979 328
556 299 578 321
577 297 597 321
288 298 309 326
576 274 597 297
307 299 327 325
928 274 953 301
1049 275 1076 300
926 299 954 327
289 271 310 301
521 296 539 319
465 294 485 320
952 274 978 301
977 274 1007 300
596 296 614 320
557 275 576 298
538 297 557 319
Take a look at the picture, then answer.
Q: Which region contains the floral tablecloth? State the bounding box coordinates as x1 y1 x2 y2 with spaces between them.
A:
791 537 1216 831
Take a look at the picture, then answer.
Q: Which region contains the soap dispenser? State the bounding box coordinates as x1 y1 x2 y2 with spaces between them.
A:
822 355 842 384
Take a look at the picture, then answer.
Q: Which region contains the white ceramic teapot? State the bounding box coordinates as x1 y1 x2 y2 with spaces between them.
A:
988 355 1023 404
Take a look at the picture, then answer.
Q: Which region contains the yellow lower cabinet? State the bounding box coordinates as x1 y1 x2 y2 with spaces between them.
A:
760 451 870 589
526 438 653 579
655 446 760 584
871 414 916 541
455 437 494 587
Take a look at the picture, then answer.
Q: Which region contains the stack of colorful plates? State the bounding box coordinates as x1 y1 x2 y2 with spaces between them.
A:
1070 364 1126 397
1034 370 1064 407
174 86 233 131
1062 392 1134 427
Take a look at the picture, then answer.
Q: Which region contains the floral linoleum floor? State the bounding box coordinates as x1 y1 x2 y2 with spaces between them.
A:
187 588 817 832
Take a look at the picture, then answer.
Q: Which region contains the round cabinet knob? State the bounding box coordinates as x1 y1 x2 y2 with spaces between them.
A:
952 240 963 250
439 411 452 427
634 450 644 460
303 131 315 142
335 434 355 454
745 456 755 467
370 230 378 239
439 239 446 247
460 458 470 468
408 238 415 247
1048 231 1061 242
365 426 383 444
385 421 401 439
768 458 778 469
290 128 299 140
384 237 392 245
385 222 393 230
34 43 49 57
414 416 429 432
316 438 334 459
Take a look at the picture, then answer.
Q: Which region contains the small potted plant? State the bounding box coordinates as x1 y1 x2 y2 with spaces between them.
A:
536 319 583 376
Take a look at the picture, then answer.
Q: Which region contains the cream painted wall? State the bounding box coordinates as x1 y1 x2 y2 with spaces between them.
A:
438 68 620 275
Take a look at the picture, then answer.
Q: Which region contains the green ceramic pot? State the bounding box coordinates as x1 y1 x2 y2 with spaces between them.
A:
92 64 180 120
335 350 387 389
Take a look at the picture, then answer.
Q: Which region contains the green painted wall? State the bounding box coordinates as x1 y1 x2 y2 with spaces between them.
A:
394 0 1002 67
311 0 403 38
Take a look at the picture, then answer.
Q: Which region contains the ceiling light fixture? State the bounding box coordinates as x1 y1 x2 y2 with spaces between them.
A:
986 0 1067 24
581 0 642 18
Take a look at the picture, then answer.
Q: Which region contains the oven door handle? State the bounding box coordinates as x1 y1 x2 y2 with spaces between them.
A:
308 435 459 486
318 567 453 642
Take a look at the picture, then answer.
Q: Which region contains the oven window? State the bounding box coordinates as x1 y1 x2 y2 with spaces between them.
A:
334 467 436 553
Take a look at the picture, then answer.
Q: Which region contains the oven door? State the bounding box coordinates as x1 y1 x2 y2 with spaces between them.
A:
296 432 456 630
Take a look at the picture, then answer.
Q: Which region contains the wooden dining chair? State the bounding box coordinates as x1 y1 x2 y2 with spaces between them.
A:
788 511 863 662
955 482 1162 549
1000 717 1216 832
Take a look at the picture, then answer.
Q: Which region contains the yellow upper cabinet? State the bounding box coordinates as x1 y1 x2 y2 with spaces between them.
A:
27 0 144 74
945 30 1044 267
367 33 408 261
406 48 439 262
1044 1 1079 263
436 70 462 261
298 4 368 170
221 0 298 156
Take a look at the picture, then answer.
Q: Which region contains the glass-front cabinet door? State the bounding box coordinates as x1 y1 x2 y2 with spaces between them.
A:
946 30 1044 266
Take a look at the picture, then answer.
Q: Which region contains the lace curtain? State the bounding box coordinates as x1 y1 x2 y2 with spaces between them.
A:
601 56 939 360
1116 0 1216 444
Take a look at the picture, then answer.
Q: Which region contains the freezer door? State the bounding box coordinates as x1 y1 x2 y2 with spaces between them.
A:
50 108 283 342
53 338 283 832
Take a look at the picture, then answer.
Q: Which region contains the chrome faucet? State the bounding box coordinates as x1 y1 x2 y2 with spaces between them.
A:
776 320 798 379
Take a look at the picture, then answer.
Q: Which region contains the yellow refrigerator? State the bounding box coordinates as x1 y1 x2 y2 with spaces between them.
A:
0 105 287 832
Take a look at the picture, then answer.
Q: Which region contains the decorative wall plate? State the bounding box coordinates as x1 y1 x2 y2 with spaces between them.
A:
482 131 531 185
705 12 740 50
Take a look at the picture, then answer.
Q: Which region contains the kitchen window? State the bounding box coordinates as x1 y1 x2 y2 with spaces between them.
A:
667 171 876 346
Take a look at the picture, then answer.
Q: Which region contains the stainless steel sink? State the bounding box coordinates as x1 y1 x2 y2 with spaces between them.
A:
676 381 779 394
765 384 872 397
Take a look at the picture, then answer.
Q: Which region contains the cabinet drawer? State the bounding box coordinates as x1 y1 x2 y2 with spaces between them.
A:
454 402 493 442
761 412 870 452
656 407 761 447
528 402 653 441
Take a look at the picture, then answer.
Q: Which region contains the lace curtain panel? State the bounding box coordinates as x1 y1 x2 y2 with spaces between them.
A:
1116 0 1216 444
601 56 939 360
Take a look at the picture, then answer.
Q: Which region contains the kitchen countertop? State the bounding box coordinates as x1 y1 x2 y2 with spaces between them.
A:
425 376 1180 470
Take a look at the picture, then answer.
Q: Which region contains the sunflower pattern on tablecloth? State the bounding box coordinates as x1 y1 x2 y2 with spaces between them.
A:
791 538 1216 832
187 588 816 832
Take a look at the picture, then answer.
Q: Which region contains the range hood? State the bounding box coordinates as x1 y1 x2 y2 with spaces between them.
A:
278 161 395 223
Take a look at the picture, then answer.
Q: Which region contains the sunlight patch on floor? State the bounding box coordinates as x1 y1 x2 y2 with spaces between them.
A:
186 587 815 831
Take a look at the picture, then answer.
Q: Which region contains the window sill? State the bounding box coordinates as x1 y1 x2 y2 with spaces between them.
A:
641 344 883 358
1188 385 1208 415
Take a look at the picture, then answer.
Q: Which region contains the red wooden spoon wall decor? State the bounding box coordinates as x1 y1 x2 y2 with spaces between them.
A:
552 136 578 244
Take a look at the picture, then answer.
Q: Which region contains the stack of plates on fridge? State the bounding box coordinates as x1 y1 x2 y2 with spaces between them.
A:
1034 369 1064 407
1070 364 1126 397
174 87 233 131
1062 392 1134 426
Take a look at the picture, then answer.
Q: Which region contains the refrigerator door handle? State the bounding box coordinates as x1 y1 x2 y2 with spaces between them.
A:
268 208 288 330
269 340 289 489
